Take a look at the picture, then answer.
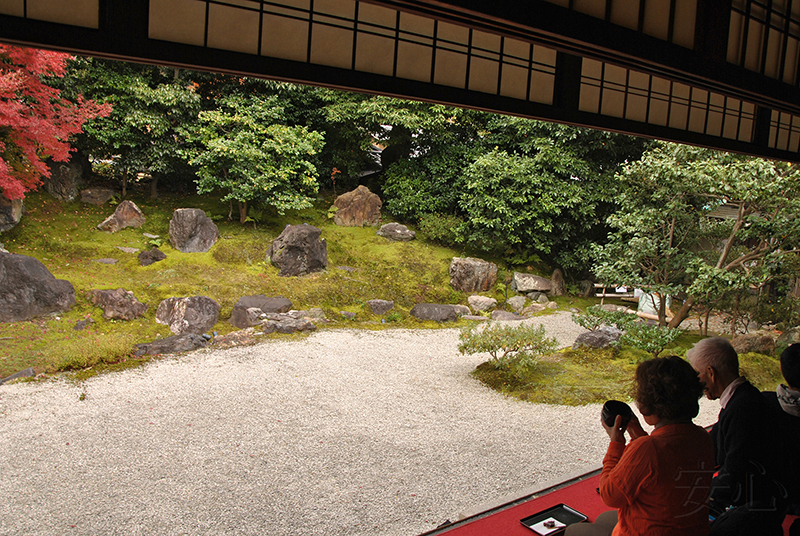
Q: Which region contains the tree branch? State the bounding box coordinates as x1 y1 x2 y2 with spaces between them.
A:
715 202 746 269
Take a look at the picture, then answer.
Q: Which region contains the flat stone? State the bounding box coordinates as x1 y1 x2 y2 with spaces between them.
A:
410 303 458 322
377 223 415 241
460 315 490 322
211 328 259 348
468 295 497 312
491 310 524 321
134 334 207 357
511 273 552 293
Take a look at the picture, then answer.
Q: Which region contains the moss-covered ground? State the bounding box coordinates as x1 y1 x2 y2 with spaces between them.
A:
471 330 785 405
0 190 785 404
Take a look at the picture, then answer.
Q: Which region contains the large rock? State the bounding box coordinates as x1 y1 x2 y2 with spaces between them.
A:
468 295 497 312
0 194 23 232
156 296 220 335
0 252 75 322
261 314 317 334
138 248 166 267
377 223 415 241
43 159 85 202
88 288 148 320
410 303 458 322
333 185 382 227
168 208 219 253
81 187 117 206
449 257 498 293
528 292 550 304
550 269 567 296
511 272 552 293
97 200 146 233
507 296 527 312
229 295 292 329
134 334 207 357
367 299 394 315
522 303 547 315
452 304 471 316
777 327 800 347
267 224 327 277
578 280 595 298
731 331 776 355
573 326 623 350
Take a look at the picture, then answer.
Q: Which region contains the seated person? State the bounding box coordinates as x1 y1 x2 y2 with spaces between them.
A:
689 337 785 536
764 343 800 534
566 355 714 536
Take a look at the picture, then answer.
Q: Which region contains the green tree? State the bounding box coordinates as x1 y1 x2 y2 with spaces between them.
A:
189 94 324 223
374 108 648 269
594 142 800 329
59 57 201 197
458 146 592 265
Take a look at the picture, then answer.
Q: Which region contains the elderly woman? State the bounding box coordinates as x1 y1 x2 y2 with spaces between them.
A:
566 355 715 536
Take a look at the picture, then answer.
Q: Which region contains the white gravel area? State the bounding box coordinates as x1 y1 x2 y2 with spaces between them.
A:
0 312 720 536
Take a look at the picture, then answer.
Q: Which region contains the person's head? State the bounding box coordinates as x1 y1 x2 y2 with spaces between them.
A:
635 355 705 421
781 344 800 390
687 337 739 400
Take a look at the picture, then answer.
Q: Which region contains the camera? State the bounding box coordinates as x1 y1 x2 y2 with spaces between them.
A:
602 400 633 429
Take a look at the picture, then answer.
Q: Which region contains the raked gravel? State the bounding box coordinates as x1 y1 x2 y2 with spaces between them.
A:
0 312 721 536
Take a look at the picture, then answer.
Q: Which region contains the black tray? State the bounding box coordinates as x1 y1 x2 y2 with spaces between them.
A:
520 503 588 535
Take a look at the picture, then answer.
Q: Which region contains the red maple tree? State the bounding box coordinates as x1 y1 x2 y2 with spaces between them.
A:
0 45 110 200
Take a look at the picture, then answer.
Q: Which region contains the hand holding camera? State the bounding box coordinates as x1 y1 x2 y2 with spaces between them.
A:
601 400 633 443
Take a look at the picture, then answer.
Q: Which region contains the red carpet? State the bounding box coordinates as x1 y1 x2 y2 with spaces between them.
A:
424 472 798 536
429 472 608 536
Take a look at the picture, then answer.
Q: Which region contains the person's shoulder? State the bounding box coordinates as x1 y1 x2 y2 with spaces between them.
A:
730 380 766 406
684 422 715 444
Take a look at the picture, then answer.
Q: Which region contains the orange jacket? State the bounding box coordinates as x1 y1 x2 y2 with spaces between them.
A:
600 422 715 536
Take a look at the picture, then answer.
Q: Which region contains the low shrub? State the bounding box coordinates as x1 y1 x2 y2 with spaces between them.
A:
418 213 464 247
618 322 681 358
572 305 636 332
458 322 557 377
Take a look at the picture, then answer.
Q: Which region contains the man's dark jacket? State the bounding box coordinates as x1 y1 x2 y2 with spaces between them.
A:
709 380 785 512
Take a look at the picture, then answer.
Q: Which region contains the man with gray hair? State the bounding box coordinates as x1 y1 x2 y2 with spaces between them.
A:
688 336 785 535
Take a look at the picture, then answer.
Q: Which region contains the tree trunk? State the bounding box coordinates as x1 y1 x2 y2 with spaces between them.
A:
238 200 247 225
149 173 159 199
668 296 694 328
657 294 667 326
121 170 128 197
